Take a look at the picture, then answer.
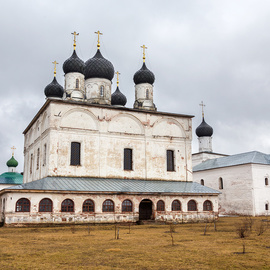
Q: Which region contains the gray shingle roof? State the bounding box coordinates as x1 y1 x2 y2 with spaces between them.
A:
193 151 270 172
6 177 220 194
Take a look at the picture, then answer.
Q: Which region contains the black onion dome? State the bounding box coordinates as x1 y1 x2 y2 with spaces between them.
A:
196 118 213 137
63 50 85 74
44 77 64 98
84 49 114 80
111 86 127 106
133 62 155 85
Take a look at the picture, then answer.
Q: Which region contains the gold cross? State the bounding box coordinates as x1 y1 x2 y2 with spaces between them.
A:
116 71 120 86
141 44 147 62
71 31 79 50
11 146 16 157
52 60 58 77
95 30 103 49
199 101 205 117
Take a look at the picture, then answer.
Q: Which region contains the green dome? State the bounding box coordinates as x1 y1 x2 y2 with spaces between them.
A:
6 156 18 167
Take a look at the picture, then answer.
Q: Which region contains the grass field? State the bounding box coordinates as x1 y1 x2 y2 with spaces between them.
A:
0 217 269 270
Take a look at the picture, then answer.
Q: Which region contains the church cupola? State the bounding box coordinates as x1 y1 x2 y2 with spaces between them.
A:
44 61 64 99
196 102 213 152
6 146 18 172
84 31 114 105
133 45 156 111
63 31 85 101
111 71 127 106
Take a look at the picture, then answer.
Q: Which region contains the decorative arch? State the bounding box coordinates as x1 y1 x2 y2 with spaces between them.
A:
171 200 181 211
16 198 30 212
122 199 133 212
152 118 186 138
102 199 114 212
60 108 99 130
82 199 95 212
61 199 74 212
187 200 197 211
39 198 53 212
108 113 144 135
157 200 165 211
203 200 213 211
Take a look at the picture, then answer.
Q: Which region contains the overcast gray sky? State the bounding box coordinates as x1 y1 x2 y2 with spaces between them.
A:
1 0 270 173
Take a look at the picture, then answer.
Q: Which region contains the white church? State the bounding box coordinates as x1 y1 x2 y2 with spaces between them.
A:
0 32 219 225
192 108 270 216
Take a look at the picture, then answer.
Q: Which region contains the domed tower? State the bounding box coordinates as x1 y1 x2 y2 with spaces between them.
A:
133 45 156 111
44 61 64 99
84 31 114 105
196 102 213 152
63 31 85 101
111 71 127 107
6 146 19 173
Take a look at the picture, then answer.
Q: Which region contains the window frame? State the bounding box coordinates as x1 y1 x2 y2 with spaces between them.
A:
76 78 79 89
102 199 114 212
167 150 175 172
219 177 223 190
157 200 165 211
171 200 181 211
124 148 133 171
61 199 74 212
82 199 95 213
187 200 197 211
100 85 104 97
265 178 269 186
122 199 133 212
203 200 213 211
16 198 30 212
201 179 204 186
39 198 53 212
70 142 81 166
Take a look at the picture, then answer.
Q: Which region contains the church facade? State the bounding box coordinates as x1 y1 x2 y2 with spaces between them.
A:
0 32 219 225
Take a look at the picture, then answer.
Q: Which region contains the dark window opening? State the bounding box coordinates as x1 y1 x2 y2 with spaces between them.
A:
172 200 181 211
16 198 30 212
219 177 223 189
167 150 175 171
39 198 53 212
100 85 104 97
122 199 133 212
76 79 79 89
188 200 197 211
103 199 114 212
124 148 133 170
146 89 149 99
201 179 204 185
82 199 95 212
265 178 269 186
157 200 165 211
71 142 81 166
61 199 74 212
266 204 269 211
203 200 213 211
37 148 40 170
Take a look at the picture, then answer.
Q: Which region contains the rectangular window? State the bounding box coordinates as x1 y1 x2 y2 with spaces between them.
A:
43 144 47 166
124 148 133 170
167 150 174 171
36 148 40 170
30 154 33 174
70 142 81 166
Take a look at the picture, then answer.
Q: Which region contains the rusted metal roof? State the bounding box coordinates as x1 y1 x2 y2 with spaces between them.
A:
6 177 220 194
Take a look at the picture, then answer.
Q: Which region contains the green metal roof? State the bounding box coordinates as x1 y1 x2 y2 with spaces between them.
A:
0 172 23 185
6 176 220 195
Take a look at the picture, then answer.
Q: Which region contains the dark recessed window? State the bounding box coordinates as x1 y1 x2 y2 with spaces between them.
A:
103 199 114 212
146 89 149 99
76 79 79 89
265 178 269 186
124 148 133 170
203 200 213 211
201 179 204 186
157 200 165 211
188 200 197 211
100 85 104 97
219 177 223 190
167 150 175 171
122 199 133 212
37 148 40 170
82 199 95 212
39 198 53 212
61 199 74 212
171 200 181 211
266 204 269 211
71 142 81 166
16 198 30 212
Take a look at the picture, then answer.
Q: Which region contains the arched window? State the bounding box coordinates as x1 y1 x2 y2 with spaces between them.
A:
82 199 95 212
16 198 30 212
146 89 149 99
157 200 165 211
100 85 104 97
266 203 269 211
61 199 74 212
203 200 213 211
76 79 79 89
102 199 114 212
171 200 181 211
187 200 197 211
201 179 204 186
265 178 269 186
39 198 53 212
219 177 223 189
122 199 132 212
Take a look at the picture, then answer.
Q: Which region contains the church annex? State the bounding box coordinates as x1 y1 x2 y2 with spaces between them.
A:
0 32 219 225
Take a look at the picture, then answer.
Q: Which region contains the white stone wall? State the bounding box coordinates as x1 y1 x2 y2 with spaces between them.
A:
24 101 193 182
193 165 255 215
198 136 212 152
64 72 85 100
192 152 227 167
1 191 218 224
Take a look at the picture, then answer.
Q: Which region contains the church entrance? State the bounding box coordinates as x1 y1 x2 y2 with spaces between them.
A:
139 199 153 220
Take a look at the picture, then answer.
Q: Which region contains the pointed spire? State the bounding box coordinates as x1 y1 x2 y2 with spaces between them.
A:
95 30 103 50
71 31 79 50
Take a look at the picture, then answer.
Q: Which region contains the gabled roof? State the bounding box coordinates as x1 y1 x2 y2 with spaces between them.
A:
193 151 270 172
4 177 220 195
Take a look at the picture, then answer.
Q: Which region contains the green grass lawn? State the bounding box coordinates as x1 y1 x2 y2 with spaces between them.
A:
0 217 269 270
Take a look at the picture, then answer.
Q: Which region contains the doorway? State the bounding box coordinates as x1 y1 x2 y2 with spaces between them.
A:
139 199 153 220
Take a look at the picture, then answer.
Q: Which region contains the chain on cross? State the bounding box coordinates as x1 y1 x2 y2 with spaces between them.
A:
141 45 147 63
199 101 205 117
95 30 103 49
116 71 120 86
52 60 58 77
72 31 79 50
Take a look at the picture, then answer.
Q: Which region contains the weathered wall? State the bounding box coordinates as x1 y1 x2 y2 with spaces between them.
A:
24 101 193 182
192 152 227 167
1 191 218 224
